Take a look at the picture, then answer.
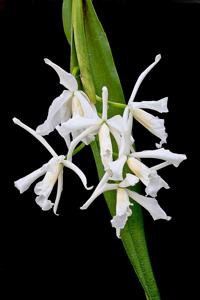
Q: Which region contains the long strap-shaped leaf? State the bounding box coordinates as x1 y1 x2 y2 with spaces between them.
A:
63 1 160 299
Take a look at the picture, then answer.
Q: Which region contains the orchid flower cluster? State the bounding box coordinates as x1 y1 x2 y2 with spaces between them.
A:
14 54 186 238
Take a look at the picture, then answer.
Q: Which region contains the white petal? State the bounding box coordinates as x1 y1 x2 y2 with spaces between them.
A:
111 188 133 238
109 126 122 153
36 90 72 136
116 188 132 216
119 173 139 188
74 91 98 119
67 125 99 160
107 115 123 134
127 190 171 221
53 169 64 216
145 171 169 197
80 182 117 210
133 148 187 167
98 123 113 170
128 54 161 104
131 108 167 147
102 86 108 120
14 163 48 194
35 194 54 211
60 116 100 135
127 157 150 186
13 118 57 157
44 58 78 91
34 157 62 196
130 97 168 113
56 125 71 149
109 155 127 181
63 160 93 190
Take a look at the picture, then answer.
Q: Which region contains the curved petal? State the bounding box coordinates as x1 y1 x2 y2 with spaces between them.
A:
74 91 98 119
35 194 54 211
109 155 127 181
67 125 99 160
127 190 171 221
131 108 167 147
53 169 64 216
80 183 117 210
109 126 122 153
99 123 113 170
14 163 48 194
119 173 139 188
44 58 78 91
56 125 71 149
63 160 93 190
60 117 100 135
107 115 123 133
13 118 57 157
130 97 168 113
133 148 187 167
128 54 161 104
36 90 72 136
145 171 169 197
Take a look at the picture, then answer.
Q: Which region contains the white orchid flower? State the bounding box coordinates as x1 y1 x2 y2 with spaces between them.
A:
107 107 186 197
81 173 171 238
36 59 97 146
127 54 168 148
60 86 123 170
13 118 92 215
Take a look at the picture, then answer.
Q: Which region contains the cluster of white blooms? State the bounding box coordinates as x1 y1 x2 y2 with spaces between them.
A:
14 54 186 237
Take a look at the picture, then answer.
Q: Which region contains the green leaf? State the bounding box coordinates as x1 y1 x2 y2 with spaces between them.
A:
84 0 124 103
71 0 96 103
62 0 72 45
62 1 160 299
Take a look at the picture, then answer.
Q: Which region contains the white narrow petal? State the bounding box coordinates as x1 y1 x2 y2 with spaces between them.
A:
130 97 168 113
145 171 169 197
44 58 78 91
80 183 117 210
36 90 72 136
76 91 98 118
63 160 93 190
109 155 127 181
127 190 171 221
119 173 139 188
13 118 58 157
111 188 133 238
102 86 108 120
107 115 124 133
67 125 99 160
128 54 161 104
14 163 48 194
133 148 187 167
35 194 54 211
56 125 71 149
127 157 150 186
131 108 167 147
98 123 113 170
53 169 64 216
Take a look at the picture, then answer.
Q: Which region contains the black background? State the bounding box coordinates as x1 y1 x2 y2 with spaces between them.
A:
1 0 199 299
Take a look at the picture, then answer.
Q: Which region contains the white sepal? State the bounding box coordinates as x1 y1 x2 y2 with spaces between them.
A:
44 58 78 91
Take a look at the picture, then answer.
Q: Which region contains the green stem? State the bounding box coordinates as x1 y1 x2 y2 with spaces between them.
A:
96 95 126 109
